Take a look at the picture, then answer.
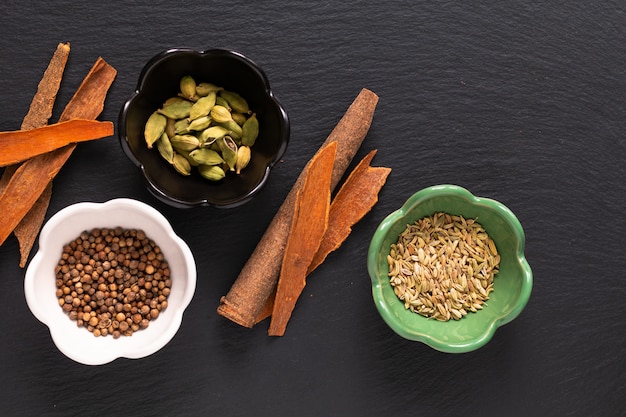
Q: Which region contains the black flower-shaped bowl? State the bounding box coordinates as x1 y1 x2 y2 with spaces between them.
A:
119 48 289 208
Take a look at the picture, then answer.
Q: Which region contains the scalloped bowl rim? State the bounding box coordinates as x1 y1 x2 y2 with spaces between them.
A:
118 47 289 209
24 198 197 365
367 184 532 353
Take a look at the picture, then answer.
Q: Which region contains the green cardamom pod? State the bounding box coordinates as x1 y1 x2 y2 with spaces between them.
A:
196 82 223 97
189 91 217 120
219 135 238 153
156 132 175 164
220 90 250 114
165 117 176 139
163 96 189 107
231 112 247 126
218 136 238 171
174 118 191 134
170 134 201 152
179 75 197 100
158 100 193 119
241 113 259 146
177 150 199 166
188 115 212 132
235 145 251 174
219 119 243 139
198 125 230 143
215 96 231 111
210 105 233 124
178 92 199 102
198 164 226 181
172 153 192 176
144 111 167 149
189 148 225 165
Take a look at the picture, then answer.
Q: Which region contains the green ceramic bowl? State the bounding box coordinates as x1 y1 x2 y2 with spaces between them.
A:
367 184 532 353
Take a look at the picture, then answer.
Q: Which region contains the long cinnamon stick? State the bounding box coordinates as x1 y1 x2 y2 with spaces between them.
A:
0 120 114 166
268 142 336 336
217 88 379 328
254 149 390 325
7 43 70 266
0 57 116 247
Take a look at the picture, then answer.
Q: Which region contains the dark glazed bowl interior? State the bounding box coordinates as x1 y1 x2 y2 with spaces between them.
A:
119 48 289 208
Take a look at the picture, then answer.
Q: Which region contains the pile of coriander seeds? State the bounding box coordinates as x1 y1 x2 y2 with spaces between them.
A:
55 227 171 338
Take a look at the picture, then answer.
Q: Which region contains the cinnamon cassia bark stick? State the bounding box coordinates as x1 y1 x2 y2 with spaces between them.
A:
0 119 114 166
268 142 336 336
254 149 390 325
1 42 70 183
307 149 391 274
0 57 116 247
217 88 379 328
13 43 70 267
0 43 70 266
21 42 70 131
16 184 52 267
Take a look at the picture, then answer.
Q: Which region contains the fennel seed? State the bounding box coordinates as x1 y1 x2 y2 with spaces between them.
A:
387 212 500 321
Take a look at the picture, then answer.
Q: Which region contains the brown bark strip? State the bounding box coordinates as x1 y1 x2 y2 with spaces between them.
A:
0 165 19 194
0 57 117 247
268 142 336 336
254 149 391 325
16 183 52 267
217 88 379 328
57 57 116 122
307 149 391 274
254 287 276 325
0 151 68 247
21 42 70 131
8 43 70 265
0 120 114 166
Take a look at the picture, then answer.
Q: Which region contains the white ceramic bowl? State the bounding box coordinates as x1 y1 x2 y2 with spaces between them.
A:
24 198 196 365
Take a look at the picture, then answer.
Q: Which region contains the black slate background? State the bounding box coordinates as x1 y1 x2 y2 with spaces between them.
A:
1 1 625 416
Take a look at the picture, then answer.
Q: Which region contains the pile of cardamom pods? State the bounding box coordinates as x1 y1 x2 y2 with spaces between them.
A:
143 75 259 181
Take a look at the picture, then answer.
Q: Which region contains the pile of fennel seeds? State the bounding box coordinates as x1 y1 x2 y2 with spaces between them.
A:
387 212 500 321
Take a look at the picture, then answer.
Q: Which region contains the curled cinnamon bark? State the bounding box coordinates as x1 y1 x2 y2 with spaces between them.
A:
16 184 52 267
21 42 70 131
3 43 70 267
0 120 114 166
217 88 379 328
307 149 391 274
268 142 336 336
254 149 391 325
0 57 116 247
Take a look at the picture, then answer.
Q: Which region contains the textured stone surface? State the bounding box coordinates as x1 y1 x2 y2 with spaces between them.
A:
0 1 624 415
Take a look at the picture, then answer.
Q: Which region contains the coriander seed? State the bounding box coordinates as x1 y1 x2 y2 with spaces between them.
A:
55 227 172 337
